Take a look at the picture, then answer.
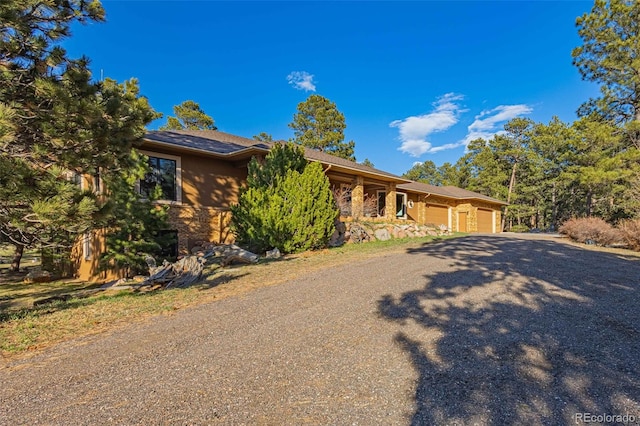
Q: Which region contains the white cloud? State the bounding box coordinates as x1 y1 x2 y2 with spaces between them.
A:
468 105 532 132
390 93 465 157
392 96 533 157
463 104 533 145
287 71 316 92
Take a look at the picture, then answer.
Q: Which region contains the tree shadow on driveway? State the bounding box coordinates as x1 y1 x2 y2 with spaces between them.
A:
377 235 640 425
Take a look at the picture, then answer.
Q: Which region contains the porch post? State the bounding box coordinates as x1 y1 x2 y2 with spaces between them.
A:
351 176 364 219
385 182 396 220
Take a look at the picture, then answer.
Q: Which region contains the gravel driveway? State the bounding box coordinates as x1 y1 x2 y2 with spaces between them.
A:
1 234 639 425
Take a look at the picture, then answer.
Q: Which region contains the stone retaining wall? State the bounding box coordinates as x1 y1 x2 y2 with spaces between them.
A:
329 220 448 246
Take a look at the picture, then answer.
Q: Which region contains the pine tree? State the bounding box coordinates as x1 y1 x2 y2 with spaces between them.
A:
289 94 356 160
0 1 160 271
99 151 176 276
160 100 217 130
402 160 443 185
572 0 640 122
253 132 274 142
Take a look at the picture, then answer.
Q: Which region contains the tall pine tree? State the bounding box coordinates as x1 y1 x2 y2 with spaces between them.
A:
289 95 356 161
0 1 162 271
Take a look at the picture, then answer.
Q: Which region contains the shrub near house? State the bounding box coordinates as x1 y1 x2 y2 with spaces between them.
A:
231 143 338 254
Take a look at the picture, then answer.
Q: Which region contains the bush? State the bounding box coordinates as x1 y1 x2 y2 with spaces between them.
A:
509 224 530 233
231 144 338 254
559 217 623 246
617 218 640 250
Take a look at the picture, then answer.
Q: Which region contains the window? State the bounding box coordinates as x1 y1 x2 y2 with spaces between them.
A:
92 173 101 194
377 190 386 217
138 151 182 203
396 193 407 219
82 232 92 260
376 191 407 219
68 171 82 187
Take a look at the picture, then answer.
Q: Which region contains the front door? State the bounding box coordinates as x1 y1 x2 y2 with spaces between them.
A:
458 212 468 232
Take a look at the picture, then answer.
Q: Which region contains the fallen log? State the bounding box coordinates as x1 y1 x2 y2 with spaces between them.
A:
140 244 259 288
204 244 260 265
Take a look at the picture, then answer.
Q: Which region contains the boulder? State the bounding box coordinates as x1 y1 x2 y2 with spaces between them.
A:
265 247 282 259
375 228 391 241
24 268 52 284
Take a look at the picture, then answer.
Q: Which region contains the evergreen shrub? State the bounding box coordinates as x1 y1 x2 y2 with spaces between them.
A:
231 143 338 254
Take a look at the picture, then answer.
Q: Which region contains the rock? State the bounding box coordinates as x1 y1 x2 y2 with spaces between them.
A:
114 278 129 286
24 268 52 284
375 228 391 241
397 230 407 239
265 247 281 259
144 255 157 270
350 223 371 243
427 229 438 236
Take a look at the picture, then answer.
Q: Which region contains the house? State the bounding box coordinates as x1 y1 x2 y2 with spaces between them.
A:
75 130 506 281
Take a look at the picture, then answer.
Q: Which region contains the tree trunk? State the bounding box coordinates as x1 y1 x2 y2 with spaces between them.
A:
10 245 24 272
551 182 557 231
501 161 519 231
586 190 593 217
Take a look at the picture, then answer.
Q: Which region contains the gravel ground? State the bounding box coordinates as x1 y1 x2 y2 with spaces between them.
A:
1 234 639 425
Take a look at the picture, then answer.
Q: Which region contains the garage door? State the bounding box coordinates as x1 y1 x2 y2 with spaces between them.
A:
425 204 449 227
477 208 494 233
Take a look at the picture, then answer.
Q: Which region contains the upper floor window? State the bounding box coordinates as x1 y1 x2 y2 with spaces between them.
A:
139 151 182 203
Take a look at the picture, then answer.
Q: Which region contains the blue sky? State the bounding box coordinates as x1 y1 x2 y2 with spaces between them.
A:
65 0 598 175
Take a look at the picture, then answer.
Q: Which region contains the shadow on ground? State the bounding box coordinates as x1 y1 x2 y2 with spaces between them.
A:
378 235 640 425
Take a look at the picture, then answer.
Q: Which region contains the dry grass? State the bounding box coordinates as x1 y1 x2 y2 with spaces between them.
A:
0 234 461 360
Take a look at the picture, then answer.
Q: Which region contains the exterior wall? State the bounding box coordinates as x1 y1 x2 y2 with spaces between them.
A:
401 192 503 234
167 205 233 254
75 148 246 281
147 147 248 208
406 193 420 222
72 229 121 282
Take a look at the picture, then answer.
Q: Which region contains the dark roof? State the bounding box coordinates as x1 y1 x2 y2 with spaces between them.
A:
397 181 507 205
144 130 409 183
301 146 408 182
144 130 270 157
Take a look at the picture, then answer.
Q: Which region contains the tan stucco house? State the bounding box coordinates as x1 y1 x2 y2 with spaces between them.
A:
75 130 506 281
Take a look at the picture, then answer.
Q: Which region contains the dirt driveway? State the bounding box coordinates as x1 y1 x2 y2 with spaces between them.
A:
1 234 639 425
